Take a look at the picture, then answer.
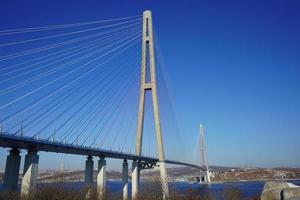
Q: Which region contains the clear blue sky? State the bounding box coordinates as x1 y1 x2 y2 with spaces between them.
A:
0 0 299 170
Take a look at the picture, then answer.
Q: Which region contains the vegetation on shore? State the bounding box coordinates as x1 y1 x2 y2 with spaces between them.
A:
0 181 261 200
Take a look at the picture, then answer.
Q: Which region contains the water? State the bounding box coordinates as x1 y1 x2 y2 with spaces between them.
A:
173 181 267 199
2 180 300 199
37 180 300 199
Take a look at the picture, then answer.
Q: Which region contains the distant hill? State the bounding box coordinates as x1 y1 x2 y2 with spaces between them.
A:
1 166 299 183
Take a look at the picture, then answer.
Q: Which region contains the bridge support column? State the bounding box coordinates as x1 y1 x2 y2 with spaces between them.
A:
199 169 210 183
84 156 93 199
85 156 94 186
122 159 128 200
97 157 106 200
132 160 140 200
21 150 39 198
206 170 211 183
3 148 21 191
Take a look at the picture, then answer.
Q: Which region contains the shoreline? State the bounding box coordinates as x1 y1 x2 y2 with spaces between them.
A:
200 178 300 184
36 178 300 185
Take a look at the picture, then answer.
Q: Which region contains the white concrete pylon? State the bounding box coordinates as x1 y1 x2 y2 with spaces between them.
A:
21 150 39 198
122 159 128 200
135 10 170 200
3 149 21 191
97 157 106 200
159 161 170 199
132 160 139 200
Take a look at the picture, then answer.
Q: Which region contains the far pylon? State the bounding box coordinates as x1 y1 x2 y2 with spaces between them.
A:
199 124 211 183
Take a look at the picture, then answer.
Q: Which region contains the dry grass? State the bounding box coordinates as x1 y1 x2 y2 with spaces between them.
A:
0 182 261 200
222 186 244 200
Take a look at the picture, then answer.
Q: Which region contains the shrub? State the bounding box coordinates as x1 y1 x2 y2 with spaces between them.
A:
222 186 244 200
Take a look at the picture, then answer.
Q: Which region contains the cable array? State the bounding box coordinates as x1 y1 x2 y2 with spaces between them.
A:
150 32 190 162
0 14 188 163
0 15 142 152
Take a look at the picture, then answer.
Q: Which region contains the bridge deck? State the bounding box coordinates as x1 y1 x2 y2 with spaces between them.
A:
0 133 202 169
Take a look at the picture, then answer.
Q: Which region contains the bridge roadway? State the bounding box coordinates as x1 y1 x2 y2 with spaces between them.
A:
0 133 202 170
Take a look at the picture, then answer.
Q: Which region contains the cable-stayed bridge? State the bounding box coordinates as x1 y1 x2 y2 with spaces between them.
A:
0 10 209 200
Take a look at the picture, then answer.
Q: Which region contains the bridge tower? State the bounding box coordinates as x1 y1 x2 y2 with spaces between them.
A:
199 124 211 183
133 10 169 200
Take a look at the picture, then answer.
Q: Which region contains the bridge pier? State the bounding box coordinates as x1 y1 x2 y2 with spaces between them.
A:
199 169 211 183
132 160 140 200
21 150 39 197
3 148 21 191
122 159 128 200
84 156 94 199
97 157 106 200
206 170 211 182
84 155 94 186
